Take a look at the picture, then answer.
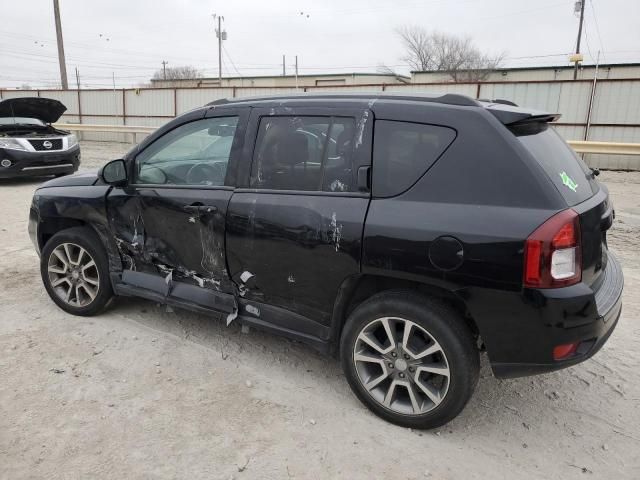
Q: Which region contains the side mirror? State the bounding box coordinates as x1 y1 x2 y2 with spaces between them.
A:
100 159 127 186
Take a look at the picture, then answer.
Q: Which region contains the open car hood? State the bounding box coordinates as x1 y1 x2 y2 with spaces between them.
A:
0 97 66 124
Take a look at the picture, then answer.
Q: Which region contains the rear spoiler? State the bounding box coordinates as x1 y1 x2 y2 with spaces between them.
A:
481 101 561 126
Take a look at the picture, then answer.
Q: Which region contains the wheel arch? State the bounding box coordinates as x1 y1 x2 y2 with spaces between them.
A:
328 273 479 356
38 216 122 275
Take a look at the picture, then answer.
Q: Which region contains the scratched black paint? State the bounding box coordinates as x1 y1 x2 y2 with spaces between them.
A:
28 94 623 378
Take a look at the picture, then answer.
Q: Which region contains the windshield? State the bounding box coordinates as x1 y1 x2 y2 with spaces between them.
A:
513 124 598 206
0 117 45 126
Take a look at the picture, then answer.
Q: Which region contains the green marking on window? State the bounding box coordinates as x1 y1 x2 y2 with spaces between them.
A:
559 171 578 192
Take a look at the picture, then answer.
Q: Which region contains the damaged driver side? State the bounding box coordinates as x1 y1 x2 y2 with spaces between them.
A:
106 110 245 322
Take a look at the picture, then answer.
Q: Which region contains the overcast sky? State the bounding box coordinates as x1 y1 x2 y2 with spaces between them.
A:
1 0 639 89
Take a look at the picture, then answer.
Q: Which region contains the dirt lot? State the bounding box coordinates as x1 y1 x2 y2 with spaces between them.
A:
1 141 639 479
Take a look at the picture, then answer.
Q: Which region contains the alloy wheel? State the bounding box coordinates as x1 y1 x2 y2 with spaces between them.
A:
352 317 450 415
47 242 100 308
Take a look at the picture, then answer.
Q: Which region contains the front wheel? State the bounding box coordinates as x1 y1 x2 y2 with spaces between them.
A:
40 227 113 316
340 291 479 429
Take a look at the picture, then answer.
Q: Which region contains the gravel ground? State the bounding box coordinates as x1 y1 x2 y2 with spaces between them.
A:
1 141 639 479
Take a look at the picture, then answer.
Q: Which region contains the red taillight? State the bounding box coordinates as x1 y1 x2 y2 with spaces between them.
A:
553 342 580 360
524 209 581 288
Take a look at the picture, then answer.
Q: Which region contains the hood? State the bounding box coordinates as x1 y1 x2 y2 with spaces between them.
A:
39 170 99 188
0 97 66 124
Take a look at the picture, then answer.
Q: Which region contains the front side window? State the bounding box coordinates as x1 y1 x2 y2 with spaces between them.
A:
372 120 456 198
135 116 238 186
250 116 356 192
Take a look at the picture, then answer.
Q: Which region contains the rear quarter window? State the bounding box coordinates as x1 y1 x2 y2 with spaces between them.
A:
514 125 598 206
372 120 456 198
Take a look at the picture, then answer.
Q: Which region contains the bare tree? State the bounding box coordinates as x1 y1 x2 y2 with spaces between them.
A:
152 65 203 80
397 27 504 82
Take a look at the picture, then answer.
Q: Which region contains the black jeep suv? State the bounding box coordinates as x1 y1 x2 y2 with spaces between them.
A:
28 93 623 428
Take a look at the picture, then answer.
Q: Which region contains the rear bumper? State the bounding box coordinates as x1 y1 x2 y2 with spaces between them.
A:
0 145 80 178
464 252 624 379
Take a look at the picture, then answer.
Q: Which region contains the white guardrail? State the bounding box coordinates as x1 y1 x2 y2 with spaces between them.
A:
54 123 640 156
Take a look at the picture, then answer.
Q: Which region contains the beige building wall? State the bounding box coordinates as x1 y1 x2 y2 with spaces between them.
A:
412 64 640 83
151 73 410 89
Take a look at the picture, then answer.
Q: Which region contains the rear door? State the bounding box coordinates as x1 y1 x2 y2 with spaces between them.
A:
108 107 247 312
225 106 372 333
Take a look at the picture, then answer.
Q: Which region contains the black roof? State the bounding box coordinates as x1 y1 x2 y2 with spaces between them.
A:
207 92 480 108
206 92 560 125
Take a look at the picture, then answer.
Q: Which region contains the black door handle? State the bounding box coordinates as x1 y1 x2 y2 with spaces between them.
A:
200 205 218 214
184 204 218 214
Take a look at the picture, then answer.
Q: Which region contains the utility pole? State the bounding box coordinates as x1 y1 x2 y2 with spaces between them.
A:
573 0 586 80
282 55 286 76
53 0 68 89
75 67 80 89
161 60 168 80
295 55 299 90
213 14 226 85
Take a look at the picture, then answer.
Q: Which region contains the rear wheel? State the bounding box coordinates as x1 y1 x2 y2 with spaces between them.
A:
40 227 113 316
340 291 479 429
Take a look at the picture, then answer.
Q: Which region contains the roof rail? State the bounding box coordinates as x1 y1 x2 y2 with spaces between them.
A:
205 92 480 108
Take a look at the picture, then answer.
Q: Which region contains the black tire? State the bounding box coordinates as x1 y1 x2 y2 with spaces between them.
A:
340 290 479 429
40 226 113 316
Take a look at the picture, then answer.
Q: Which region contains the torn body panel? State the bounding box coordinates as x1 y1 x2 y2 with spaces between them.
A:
108 184 240 323
106 186 236 298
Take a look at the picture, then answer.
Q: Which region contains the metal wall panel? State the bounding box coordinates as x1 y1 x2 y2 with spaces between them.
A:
81 90 123 117
581 126 640 170
124 116 166 127
590 80 640 125
386 83 477 97
553 124 586 141
176 88 234 113
306 85 384 93
479 82 565 115
556 81 592 124
0 90 36 98
37 90 80 115
234 87 298 98
125 88 173 116
57 114 80 124
80 115 123 142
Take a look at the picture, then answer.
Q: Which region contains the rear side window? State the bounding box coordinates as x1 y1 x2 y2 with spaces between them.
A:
251 116 356 192
372 120 456 198
514 125 598 205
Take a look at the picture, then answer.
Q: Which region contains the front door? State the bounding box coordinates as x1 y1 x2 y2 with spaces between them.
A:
226 106 372 336
108 108 247 312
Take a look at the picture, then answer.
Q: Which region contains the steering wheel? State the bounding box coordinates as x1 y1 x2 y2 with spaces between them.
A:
185 162 225 185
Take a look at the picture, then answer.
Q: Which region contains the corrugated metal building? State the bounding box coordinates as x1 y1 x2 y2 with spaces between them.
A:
150 72 410 88
412 63 640 83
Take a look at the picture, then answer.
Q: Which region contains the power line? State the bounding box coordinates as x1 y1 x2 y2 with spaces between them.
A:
589 0 606 63
222 44 243 77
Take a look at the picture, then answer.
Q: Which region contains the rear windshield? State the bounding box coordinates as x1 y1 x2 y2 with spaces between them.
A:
513 124 598 205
